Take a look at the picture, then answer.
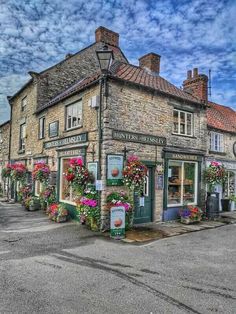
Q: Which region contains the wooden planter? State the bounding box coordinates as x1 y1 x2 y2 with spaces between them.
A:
180 217 201 224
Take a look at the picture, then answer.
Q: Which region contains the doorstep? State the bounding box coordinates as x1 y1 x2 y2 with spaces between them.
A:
119 219 234 244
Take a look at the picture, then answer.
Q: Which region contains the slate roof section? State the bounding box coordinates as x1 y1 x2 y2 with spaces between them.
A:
207 101 236 133
37 60 203 113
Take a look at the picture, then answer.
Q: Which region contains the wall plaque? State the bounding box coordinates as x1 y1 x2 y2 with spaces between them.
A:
112 130 166 146
107 154 124 186
44 133 88 149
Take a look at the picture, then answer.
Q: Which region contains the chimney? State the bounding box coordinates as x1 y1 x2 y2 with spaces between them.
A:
183 68 208 102
95 26 119 47
139 53 161 75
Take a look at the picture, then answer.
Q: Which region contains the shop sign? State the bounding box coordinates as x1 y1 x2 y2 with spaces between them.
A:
110 206 125 239
95 180 103 191
112 130 166 146
44 133 88 149
106 154 124 186
156 162 164 174
57 148 86 157
166 152 202 161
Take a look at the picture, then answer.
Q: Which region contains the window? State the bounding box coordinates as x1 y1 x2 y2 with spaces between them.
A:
35 181 43 196
39 117 45 139
21 97 27 112
168 161 197 206
19 123 26 151
173 109 193 136
49 121 59 138
210 132 224 152
66 101 82 130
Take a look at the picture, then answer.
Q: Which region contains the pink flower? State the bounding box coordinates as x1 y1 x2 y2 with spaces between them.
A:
127 155 139 162
69 157 83 167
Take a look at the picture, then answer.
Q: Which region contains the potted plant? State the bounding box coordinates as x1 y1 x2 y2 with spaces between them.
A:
29 196 41 211
76 187 100 231
179 205 203 224
56 204 69 223
106 191 133 230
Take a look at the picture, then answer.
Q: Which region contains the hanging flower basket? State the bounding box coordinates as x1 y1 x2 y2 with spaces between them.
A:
32 161 50 184
64 157 90 192
11 163 27 182
204 161 227 192
123 155 147 194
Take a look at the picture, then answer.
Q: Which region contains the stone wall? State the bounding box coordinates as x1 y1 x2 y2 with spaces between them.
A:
0 121 10 183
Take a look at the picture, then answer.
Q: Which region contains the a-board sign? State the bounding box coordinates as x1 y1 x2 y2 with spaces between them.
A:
110 206 125 239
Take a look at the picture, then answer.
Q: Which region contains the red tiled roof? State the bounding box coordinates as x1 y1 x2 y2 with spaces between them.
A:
207 101 236 133
110 61 201 104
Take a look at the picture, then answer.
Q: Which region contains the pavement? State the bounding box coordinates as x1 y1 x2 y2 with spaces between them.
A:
0 201 236 314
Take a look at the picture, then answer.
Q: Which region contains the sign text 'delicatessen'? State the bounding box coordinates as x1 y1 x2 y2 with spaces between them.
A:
44 133 88 149
112 130 166 146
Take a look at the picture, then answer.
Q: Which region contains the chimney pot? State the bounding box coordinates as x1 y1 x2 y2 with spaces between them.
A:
139 53 161 75
95 26 119 47
187 70 192 79
193 68 198 77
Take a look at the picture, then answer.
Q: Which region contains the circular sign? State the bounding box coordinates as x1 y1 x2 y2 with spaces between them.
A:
233 142 236 157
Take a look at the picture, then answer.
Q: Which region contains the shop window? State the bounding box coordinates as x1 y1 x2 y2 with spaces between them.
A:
168 161 197 206
210 132 224 152
39 117 45 139
173 109 193 136
60 158 77 204
66 101 82 130
19 123 26 151
21 96 27 112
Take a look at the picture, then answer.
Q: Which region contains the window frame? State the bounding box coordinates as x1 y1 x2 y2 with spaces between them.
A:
38 116 45 140
19 123 26 151
65 100 83 131
173 109 193 136
21 96 27 112
167 160 198 207
210 131 224 152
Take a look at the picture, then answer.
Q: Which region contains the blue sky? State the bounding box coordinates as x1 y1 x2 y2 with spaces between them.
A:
0 0 235 124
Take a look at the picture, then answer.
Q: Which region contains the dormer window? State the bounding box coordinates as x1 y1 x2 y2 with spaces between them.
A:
173 109 193 136
210 131 224 152
21 96 27 112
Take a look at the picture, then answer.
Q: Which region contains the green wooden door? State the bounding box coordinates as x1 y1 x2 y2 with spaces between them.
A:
133 167 153 224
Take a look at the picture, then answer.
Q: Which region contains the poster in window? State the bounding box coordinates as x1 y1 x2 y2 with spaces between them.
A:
107 154 124 186
87 162 98 183
49 121 59 138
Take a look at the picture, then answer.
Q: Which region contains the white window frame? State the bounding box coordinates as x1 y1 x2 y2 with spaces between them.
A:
167 161 198 207
39 117 45 139
19 123 26 151
21 96 27 112
66 100 82 130
210 131 224 152
173 109 193 136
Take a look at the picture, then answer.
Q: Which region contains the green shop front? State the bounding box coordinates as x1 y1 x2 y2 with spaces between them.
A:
44 133 88 220
163 150 204 221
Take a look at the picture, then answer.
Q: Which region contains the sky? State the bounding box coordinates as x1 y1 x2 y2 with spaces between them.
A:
0 0 235 124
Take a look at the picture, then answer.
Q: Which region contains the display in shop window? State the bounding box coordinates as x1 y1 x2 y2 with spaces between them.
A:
106 154 124 186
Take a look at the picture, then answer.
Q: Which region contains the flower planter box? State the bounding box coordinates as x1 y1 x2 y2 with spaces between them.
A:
56 216 67 223
180 217 201 224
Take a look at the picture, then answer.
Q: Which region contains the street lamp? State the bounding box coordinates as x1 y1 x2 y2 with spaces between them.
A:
96 45 114 73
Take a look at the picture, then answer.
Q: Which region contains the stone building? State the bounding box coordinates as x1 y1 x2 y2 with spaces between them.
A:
206 101 236 210
7 26 211 224
32 36 208 225
0 120 10 193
